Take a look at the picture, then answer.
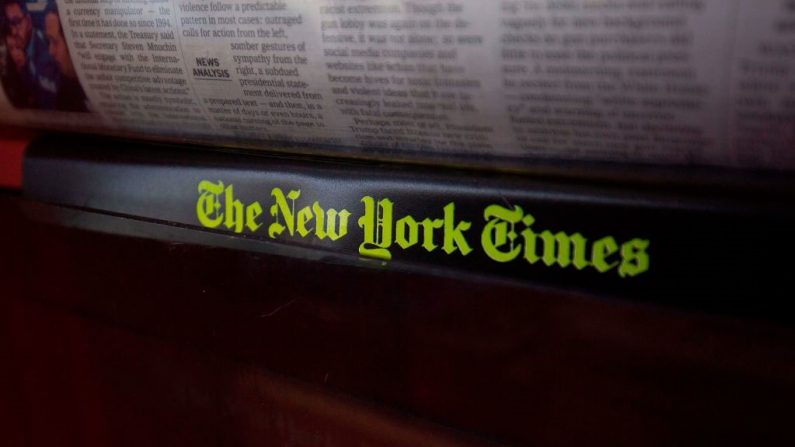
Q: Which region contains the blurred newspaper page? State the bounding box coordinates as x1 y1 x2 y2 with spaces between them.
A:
0 0 793 169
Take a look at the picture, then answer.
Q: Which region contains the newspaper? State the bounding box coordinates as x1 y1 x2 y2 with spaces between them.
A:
1 0 793 169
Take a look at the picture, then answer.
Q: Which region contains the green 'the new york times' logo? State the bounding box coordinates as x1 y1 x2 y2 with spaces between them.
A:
196 180 650 278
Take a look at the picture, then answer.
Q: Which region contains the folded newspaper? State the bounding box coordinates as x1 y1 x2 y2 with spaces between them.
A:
1 0 793 170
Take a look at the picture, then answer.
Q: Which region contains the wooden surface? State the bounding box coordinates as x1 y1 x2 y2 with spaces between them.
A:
0 127 34 190
2 193 795 446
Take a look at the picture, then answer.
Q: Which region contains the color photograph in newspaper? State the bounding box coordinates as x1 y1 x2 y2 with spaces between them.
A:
2 0 89 112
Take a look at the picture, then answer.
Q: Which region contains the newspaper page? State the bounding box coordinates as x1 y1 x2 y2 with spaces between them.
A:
0 0 793 169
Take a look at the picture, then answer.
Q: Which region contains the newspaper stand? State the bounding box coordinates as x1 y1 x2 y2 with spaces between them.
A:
2 132 795 446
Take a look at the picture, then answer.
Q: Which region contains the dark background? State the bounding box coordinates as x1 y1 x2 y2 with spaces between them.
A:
2 192 795 446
